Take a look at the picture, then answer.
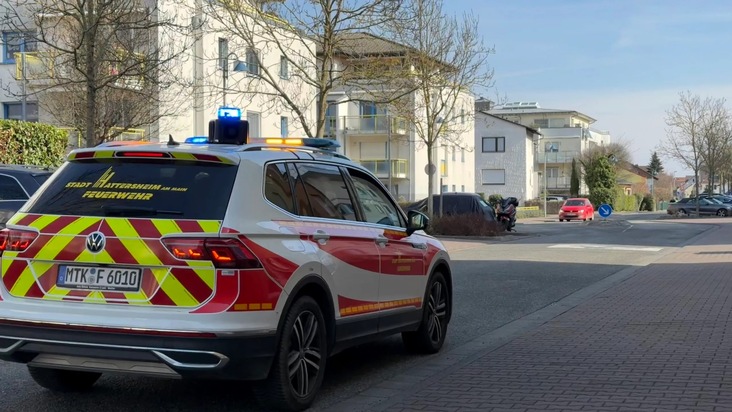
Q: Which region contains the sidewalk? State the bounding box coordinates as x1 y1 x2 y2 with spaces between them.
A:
325 220 732 411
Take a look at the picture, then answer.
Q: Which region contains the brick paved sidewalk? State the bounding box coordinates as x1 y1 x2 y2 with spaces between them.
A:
328 220 732 412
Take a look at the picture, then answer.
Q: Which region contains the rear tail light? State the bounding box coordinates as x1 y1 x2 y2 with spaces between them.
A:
0 229 39 255
162 238 262 269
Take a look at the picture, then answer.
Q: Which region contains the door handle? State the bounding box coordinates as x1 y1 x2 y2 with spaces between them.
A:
375 235 389 247
312 230 330 243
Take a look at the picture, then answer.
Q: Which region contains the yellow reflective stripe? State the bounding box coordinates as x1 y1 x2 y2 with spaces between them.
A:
198 220 221 233
171 152 197 161
105 219 138 238
124 291 152 304
155 270 198 307
33 234 75 261
93 150 115 159
31 215 62 231
92 249 115 264
44 285 70 300
193 267 214 290
9 265 35 296
59 217 100 235
151 219 182 235
84 291 105 302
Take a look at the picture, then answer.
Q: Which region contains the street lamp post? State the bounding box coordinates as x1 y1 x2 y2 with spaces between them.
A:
221 52 239 107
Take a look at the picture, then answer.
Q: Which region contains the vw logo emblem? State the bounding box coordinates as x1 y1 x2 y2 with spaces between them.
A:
86 232 106 253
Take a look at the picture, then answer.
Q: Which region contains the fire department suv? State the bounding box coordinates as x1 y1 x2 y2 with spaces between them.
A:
0 112 453 411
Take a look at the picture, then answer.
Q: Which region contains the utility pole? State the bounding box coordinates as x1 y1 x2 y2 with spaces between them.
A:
20 37 27 121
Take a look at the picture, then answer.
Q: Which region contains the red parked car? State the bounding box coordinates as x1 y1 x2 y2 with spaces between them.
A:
559 198 595 222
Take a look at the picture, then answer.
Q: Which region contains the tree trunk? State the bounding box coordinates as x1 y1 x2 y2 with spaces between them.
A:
84 0 97 147
426 141 434 216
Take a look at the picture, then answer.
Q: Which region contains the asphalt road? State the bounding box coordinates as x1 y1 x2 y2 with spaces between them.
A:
0 213 712 411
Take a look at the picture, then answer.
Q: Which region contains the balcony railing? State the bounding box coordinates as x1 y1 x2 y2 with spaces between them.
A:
544 177 570 189
358 159 409 179
325 115 408 136
538 151 580 163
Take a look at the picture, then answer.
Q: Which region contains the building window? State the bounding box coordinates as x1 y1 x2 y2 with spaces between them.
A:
451 184 456 192
3 32 37 64
280 116 288 137
534 119 548 128
218 38 228 70
545 142 560 152
461 108 465 124
246 47 259 76
481 169 505 185
440 159 447 177
482 137 505 153
451 147 456 161
247 111 261 138
461 148 465 162
280 55 289 79
3 102 38 122
441 184 448 193
461 184 465 192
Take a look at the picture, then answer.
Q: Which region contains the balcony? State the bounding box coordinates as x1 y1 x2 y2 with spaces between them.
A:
325 115 408 137
544 177 570 189
538 151 580 164
358 159 409 179
14 52 56 80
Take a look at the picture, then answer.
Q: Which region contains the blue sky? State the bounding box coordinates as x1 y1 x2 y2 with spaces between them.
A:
446 0 732 176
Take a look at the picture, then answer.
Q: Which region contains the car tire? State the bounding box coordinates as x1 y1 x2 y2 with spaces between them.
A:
27 366 101 392
403 272 450 354
255 295 327 412
717 209 728 217
559 219 564 222
676 209 687 217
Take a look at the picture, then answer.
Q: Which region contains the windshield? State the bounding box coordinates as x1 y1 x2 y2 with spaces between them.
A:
25 159 238 219
564 200 585 206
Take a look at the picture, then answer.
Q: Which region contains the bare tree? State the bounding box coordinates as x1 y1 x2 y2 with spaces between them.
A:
661 91 706 214
698 97 732 195
184 0 400 138
578 140 632 172
1 0 193 147
379 0 494 212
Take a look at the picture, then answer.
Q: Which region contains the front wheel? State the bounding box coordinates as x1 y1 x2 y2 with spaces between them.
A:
255 296 327 411
403 272 450 354
717 209 728 217
27 366 101 392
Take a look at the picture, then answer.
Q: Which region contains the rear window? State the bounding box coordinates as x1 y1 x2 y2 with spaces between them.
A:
25 159 237 219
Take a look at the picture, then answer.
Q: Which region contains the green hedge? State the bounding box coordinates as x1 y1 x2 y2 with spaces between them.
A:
0 120 68 167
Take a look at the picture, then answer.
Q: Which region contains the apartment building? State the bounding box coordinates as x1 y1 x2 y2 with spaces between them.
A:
0 0 316 145
322 33 475 202
489 102 611 196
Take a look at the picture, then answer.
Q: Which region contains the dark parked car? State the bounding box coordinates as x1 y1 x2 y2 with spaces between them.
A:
404 193 497 222
667 197 732 217
0 165 55 227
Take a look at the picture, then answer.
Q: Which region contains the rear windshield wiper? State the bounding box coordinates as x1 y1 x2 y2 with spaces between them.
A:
101 205 184 217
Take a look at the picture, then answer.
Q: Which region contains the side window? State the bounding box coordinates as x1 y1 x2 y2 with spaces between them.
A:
287 163 313 217
264 163 295 214
295 163 357 221
0 175 28 200
348 169 405 228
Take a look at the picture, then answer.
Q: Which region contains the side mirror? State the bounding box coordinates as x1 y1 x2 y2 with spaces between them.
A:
406 210 429 236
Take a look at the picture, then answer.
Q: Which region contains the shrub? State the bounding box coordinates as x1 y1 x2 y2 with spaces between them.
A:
0 120 68 167
517 209 544 219
487 194 502 208
589 187 615 209
426 213 503 237
641 194 656 211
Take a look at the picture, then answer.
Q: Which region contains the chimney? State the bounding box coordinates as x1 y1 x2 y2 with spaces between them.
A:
475 97 493 112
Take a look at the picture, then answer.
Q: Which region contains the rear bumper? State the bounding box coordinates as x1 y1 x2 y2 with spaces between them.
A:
0 319 277 381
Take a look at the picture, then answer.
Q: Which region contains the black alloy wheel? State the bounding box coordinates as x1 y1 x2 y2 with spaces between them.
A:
403 271 450 354
255 296 327 411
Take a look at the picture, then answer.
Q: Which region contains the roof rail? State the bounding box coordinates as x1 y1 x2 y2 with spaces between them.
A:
241 144 351 160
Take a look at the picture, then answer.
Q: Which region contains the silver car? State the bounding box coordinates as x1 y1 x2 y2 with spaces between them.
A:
667 197 732 216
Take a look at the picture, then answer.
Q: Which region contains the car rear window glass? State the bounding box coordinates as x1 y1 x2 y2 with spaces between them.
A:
564 200 585 206
294 163 357 221
0 175 28 200
25 159 237 219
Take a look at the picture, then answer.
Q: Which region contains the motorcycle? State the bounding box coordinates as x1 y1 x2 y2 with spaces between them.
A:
496 197 519 231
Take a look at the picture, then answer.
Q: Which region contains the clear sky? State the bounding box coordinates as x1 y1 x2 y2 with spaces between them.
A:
446 0 732 176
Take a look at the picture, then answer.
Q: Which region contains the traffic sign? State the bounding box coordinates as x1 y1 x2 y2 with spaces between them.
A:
598 204 613 218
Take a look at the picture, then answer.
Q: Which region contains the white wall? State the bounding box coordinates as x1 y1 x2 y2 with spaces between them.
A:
474 113 537 201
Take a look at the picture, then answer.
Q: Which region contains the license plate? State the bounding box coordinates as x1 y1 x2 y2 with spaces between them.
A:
57 265 142 292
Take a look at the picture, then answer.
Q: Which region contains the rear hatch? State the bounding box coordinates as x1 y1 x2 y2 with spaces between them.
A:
1 151 238 308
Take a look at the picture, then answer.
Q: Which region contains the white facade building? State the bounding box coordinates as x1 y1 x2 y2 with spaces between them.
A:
0 0 316 145
474 112 541 201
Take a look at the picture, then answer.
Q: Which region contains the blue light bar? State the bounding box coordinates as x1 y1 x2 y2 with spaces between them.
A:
185 136 208 144
217 106 241 121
